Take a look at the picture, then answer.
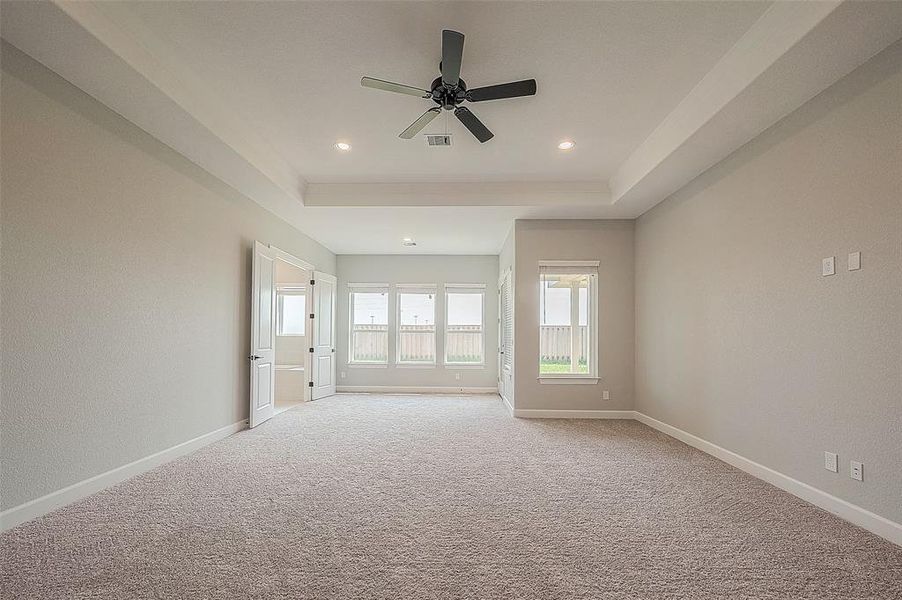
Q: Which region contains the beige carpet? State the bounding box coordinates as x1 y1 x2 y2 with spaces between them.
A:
1 394 900 599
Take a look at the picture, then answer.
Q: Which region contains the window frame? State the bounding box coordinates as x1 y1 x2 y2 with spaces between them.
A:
275 286 306 337
347 283 391 367
537 261 600 384
396 284 438 366
443 284 486 368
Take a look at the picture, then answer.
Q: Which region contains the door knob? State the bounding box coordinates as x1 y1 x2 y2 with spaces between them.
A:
248 355 262 361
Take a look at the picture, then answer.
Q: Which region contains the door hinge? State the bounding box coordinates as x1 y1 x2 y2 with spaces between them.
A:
309 347 314 353
310 313 315 319
310 279 316 286
308 381 314 388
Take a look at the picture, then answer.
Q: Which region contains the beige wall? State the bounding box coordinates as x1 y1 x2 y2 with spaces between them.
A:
514 220 635 411
635 42 902 523
336 255 499 390
0 44 335 510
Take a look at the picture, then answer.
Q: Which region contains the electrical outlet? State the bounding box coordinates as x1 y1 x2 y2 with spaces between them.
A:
824 451 838 473
822 256 835 276
340 371 346 379
850 461 863 481
454 373 461 381
602 390 610 401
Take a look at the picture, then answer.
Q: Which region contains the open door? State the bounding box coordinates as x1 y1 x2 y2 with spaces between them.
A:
311 271 337 400
249 241 277 427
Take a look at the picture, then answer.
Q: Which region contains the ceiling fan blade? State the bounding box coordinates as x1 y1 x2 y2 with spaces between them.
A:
361 76 430 98
399 107 441 139
467 79 537 102
454 107 493 143
441 30 464 87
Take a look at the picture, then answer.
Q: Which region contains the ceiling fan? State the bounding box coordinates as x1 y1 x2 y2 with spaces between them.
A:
361 30 537 143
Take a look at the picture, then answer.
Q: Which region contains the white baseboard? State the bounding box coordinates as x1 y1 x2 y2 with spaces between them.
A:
0 419 247 531
513 408 637 419
634 411 902 547
336 386 498 394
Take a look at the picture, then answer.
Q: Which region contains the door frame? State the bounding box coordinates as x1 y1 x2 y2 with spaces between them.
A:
250 242 322 427
271 246 315 403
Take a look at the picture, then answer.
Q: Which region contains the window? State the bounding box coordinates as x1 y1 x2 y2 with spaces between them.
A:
276 288 306 336
349 284 389 364
538 261 598 380
397 285 436 365
444 285 485 366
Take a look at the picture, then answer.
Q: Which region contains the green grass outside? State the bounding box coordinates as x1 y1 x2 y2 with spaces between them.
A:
540 360 588 374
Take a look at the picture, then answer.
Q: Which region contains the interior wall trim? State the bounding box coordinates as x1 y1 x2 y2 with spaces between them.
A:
336 386 498 394
0 419 248 532
5 405 898 548
634 411 902 548
512 409 635 419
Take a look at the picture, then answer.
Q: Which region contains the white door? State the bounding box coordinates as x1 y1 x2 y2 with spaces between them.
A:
311 271 337 400
249 241 277 427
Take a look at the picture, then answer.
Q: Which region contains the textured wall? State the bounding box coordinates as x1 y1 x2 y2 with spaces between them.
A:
0 44 335 510
336 255 499 389
635 42 902 523
513 220 635 411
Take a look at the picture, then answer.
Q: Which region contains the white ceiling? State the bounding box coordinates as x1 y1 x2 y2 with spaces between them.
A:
119 0 769 184
3 1 901 255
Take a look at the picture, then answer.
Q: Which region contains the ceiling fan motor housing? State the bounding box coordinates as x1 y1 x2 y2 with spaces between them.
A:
431 76 467 110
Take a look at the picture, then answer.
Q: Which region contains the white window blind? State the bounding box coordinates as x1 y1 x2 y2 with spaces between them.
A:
500 273 513 371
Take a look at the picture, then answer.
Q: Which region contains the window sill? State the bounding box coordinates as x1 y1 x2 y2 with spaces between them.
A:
347 363 388 369
538 376 599 385
444 363 486 370
396 363 437 369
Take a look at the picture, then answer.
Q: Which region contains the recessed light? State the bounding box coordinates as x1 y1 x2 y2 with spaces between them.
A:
402 238 417 247
557 140 575 151
334 141 351 152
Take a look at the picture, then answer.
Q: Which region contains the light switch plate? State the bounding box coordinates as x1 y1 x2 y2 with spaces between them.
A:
822 256 835 276
850 460 864 481
824 451 838 473
848 252 861 271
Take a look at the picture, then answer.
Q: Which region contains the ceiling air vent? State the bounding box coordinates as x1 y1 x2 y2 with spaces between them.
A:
425 134 452 147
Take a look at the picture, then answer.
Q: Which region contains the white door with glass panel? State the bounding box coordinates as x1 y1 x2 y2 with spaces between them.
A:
249 242 277 427
312 271 337 399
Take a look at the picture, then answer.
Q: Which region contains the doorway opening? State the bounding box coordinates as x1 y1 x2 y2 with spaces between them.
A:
250 241 337 428
274 259 310 415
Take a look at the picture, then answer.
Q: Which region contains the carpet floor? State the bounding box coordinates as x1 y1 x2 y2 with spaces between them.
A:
2 394 900 599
